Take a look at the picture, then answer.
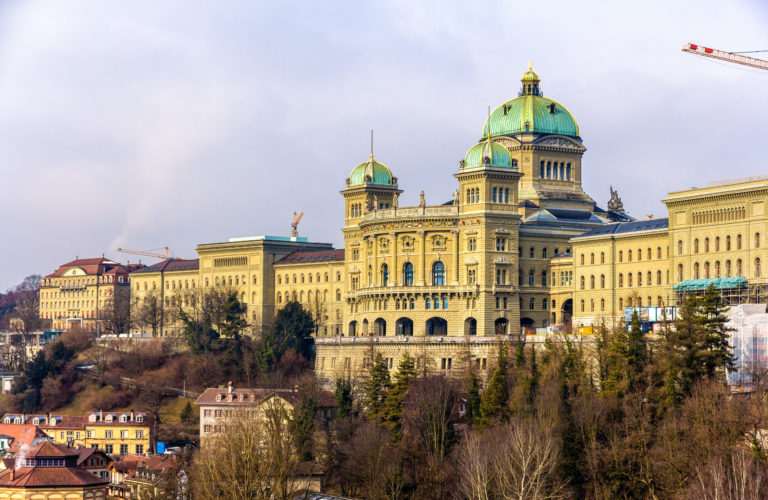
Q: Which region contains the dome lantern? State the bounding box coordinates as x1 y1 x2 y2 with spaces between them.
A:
520 61 540 96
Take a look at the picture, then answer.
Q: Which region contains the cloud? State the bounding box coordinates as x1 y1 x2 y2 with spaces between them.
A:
0 0 767 288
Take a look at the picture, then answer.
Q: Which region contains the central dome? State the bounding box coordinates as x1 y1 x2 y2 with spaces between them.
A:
481 66 579 139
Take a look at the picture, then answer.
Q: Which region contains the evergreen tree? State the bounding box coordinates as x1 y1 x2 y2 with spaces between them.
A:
180 401 195 424
290 394 317 461
363 352 391 420
466 371 482 427
700 284 735 379
383 353 416 440
665 294 707 403
334 376 353 419
626 309 648 389
480 344 509 425
258 300 315 372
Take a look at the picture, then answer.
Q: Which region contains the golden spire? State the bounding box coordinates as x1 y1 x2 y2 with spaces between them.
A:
486 105 493 163
370 128 375 163
528 60 533 71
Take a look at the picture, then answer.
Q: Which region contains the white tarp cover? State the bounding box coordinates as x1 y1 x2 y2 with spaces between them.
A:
726 304 768 390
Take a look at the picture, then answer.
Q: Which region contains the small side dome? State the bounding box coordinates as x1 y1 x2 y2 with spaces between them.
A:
347 159 394 186
462 140 511 168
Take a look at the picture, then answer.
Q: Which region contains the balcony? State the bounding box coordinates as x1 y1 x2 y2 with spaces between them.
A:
347 284 480 299
59 284 86 291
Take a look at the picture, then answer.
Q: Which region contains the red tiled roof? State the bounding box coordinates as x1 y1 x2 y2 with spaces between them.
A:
44 258 128 278
28 441 77 458
0 465 108 488
274 249 344 265
40 415 85 430
75 447 111 467
195 388 337 408
0 424 45 453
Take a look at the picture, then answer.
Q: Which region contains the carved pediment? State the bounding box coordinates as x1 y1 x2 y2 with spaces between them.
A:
494 137 521 149
534 135 584 150
494 257 511 265
494 228 510 234
464 257 478 265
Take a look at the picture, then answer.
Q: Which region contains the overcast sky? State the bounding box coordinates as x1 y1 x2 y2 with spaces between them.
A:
1 0 767 290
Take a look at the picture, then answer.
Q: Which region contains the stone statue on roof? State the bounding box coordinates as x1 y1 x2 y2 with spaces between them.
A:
452 189 459 206
419 190 426 208
607 185 624 212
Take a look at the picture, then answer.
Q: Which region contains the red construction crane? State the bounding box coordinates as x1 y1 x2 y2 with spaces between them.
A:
117 247 177 260
291 211 304 237
682 43 768 71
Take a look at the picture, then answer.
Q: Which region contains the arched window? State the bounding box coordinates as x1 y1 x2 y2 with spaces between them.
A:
657 270 662 285
619 297 624 309
619 250 623 262
580 276 585 289
277 292 282 304
580 254 585 265
601 252 605 264
336 289 341 301
756 233 761 248
637 272 642 286
638 248 642 261
628 250 633 262
726 236 731 251
715 237 720 251
600 275 605 288
657 247 662 259
705 238 710 252
590 299 595 312
726 260 732 277
528 270 535 286
403 263 414 286
590 253 595 264
590 275 595 289
694 262 700 279
715 261 721 278
566 163 571 180
694 239 699 254
738 234 743 249
647 271 652 285
432 261 445 285
756 258 762 277
600 298 605 311
540 161 545 178
380 264 389 286
618 273 624 287
737 259 743 276
580 300 585 312
628 273 633 287
678 240 683 255
704 262 710 279
425 298 431 310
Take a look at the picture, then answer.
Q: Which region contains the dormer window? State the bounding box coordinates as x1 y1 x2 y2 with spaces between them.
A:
226 394 233 402
216 394 222 402
105 415 114 423
135 415 143 423
32 418 40 425
13 418 20 424
119 415 128 423
238 394 244 402
249 394 256 403
549 103 556 114
3 418 10 424
89 414 98 423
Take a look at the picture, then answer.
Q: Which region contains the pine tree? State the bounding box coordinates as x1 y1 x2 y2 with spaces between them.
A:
290 394 317 461
480 344 509 425
466 371 482 427
334 376 353 419
665 293 707 403
626 309 648 389
363 352 391 421
700 284 736 379
383 353 416 440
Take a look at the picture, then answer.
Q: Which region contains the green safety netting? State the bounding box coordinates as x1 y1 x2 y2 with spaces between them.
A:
673 277 748 292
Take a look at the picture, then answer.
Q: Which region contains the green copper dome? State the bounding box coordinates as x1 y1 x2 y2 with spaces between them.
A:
481 65 580 138
348 158 394 186
463 140 512 168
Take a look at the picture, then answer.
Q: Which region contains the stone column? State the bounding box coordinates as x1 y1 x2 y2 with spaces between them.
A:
418 231 426 285
391 232 398 286
452 230 460 285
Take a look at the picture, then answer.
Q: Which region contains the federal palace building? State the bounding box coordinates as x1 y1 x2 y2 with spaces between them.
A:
39 66 768 380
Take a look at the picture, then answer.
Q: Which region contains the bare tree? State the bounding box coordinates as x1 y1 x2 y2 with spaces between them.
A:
133 290 164 336
192 399 301 500
11 274 42 368
686 447 768 500
99 287 132 334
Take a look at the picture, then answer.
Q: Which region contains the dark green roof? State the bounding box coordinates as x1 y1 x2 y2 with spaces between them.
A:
463 140 512 168
348 159 394 186
482 95 579 138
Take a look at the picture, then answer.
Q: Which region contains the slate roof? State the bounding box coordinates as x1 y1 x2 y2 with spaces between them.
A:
275 249 344 265
131 259 199 274
574 218 669 239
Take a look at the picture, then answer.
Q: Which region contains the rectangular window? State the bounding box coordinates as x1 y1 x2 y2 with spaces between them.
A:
468 269 476 284
496 269 507 285
120 430 128 439
468 238 477 251
135 444 144 455
135 430 144 439
104 431 113 439
214 410 222 417
104 444 113 454
492 187 497 202
203 409 211 417
120 444 128 455
86 430 94 439
496 238 506 251
204 425 212 433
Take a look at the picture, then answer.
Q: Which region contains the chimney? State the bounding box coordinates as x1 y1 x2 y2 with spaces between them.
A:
9 468 14 481
227 381 233 395
130 409 135 422
99 410 103 422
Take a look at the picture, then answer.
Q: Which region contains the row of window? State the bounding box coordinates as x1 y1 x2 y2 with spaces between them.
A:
581 270 670 289
676 258 761 280
96 443 142 455
350 203 363 218
491 187 511 203
520 246 561 259
580 296 667 312
278 271 340 284
43 275 123 287
677 233 759 255
581 247 667 265
692 207 745 225
277 289 340 303
539 160 572 181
